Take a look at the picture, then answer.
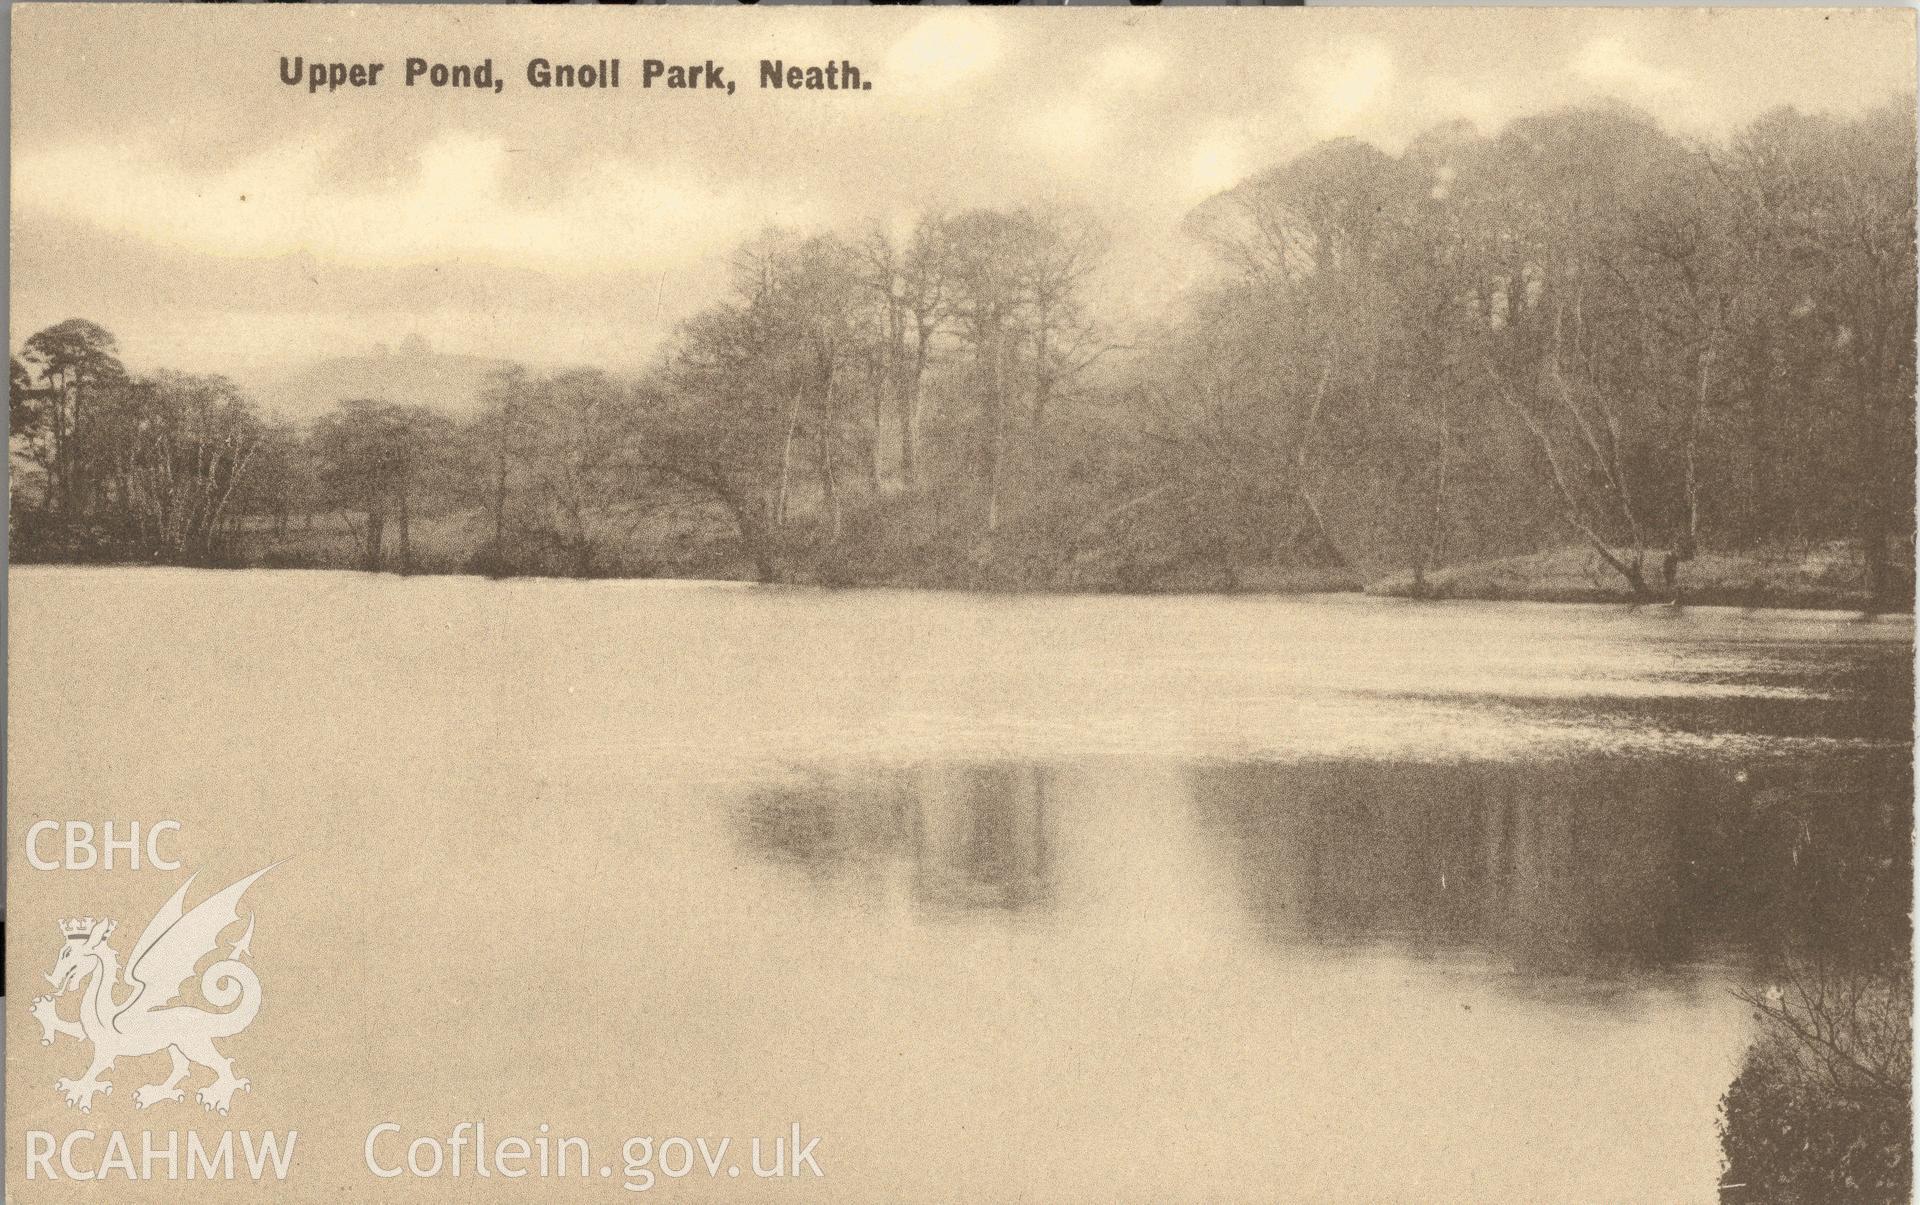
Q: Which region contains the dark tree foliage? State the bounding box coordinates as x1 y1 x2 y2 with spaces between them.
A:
10 323 265 565
1720 959 1912 1204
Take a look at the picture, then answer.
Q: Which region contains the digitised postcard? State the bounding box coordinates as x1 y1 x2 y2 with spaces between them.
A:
7 5 1916 1201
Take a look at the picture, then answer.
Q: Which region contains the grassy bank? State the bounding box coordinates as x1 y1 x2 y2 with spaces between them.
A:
204 497 1367 595
1366 544 1911 612
21 509 1909 615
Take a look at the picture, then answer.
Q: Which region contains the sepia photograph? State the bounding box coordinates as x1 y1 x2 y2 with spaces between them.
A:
7 5 1916 1200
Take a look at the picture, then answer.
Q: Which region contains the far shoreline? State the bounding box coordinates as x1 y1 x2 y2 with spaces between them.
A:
10 550 1914 622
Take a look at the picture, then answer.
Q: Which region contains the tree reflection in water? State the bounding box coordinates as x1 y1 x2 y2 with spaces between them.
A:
738 763 1054 914
734 749 1910 1195
1190 752 1910 978
1191 751 1912 1200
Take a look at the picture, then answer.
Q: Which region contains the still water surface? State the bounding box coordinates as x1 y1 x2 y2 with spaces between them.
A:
8 568 1911 1202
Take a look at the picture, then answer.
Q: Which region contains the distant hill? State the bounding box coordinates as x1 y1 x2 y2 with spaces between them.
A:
251 337 517 424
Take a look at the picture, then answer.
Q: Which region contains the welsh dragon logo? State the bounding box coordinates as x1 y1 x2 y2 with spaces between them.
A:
28 865 276 1115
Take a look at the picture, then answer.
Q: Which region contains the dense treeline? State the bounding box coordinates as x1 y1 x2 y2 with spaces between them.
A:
11 101 1914 605
9 320 277 565
1165 100 1916 602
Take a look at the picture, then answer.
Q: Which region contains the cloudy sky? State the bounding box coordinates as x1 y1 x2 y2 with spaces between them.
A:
11 6 1914 389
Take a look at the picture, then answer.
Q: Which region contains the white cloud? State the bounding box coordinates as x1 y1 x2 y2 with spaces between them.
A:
1027 100 1105 159
1573 37 1687 96
1187 129 1248 198
883 14 1000 95
13 133 794 275
1301 43 1394 135
1092 44 1165 90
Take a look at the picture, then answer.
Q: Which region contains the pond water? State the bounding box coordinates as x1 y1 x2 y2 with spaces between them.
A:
7 568 1911 1202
